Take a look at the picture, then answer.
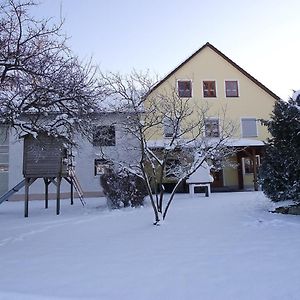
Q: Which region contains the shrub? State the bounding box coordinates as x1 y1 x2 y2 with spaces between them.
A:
100 168 147 208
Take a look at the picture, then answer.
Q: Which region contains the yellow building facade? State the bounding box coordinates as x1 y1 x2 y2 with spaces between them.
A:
146 42 279 191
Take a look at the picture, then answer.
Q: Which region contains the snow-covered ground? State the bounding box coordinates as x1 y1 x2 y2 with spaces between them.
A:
0 192 300 300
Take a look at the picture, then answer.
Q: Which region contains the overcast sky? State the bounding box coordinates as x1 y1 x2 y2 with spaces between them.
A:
33 0 300 100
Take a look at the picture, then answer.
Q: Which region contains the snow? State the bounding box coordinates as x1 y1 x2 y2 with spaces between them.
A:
186 160 213 183
1 192 300 300
292 90 300 101
148 138 265 149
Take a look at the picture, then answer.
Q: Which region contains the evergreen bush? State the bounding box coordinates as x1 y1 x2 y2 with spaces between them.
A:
259 95 300 202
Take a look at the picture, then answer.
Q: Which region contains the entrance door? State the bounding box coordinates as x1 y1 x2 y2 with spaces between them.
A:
0 126 9 196
241 155 261 190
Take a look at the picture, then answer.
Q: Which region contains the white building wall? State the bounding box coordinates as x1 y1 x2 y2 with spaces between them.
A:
6 112 140 200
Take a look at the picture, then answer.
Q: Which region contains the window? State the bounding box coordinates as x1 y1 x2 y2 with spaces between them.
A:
0 125 9 173
225 80 239 97
203 81 216 97
94 159 112 175
163 118 179 138
92 126 116 146
205 118 220 137
241 118 257 137
164 118 173 138
242 155 261 174
178 80 192 98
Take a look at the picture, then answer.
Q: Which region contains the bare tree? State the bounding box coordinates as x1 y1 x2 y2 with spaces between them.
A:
100 71 236 225
0 0 101 142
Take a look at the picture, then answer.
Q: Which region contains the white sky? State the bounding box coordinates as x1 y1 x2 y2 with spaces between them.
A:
33 0 300 100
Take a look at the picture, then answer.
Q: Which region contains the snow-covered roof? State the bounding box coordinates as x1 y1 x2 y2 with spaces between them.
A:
147 138 265 149
225 138 265 147
96 93 144 113
186 160 213 183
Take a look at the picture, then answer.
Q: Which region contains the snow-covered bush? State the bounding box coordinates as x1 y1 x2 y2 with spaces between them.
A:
100 168 147 209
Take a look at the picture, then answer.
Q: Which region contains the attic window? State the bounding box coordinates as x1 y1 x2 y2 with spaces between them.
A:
225 81 239 97
203 81 216 97
178 80 192 98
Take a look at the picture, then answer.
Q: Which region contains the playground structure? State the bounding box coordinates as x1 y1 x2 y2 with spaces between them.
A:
0 133 84 217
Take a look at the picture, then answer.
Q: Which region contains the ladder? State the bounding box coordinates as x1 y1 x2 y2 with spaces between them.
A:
69 170 85 206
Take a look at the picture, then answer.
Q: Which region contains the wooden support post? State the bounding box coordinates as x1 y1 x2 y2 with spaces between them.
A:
205 186 209 197
24 177 30 218
70 177 74 205
44 178 49 209
63 177 74 205
252 148 259 191
56 176 62 215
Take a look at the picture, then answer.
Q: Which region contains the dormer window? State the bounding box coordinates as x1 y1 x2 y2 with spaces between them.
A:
178 80 192 98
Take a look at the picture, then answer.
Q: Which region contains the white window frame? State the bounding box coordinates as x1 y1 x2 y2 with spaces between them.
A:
163 117 173 138
242 155 261 174
224 80 240 98
94 158 112 176
204 117 220 137
202 80 218 98
241 118 258 138
163 117 180 139
177 79 193 98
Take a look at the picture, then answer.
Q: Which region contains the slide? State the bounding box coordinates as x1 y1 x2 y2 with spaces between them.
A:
0 180 26 204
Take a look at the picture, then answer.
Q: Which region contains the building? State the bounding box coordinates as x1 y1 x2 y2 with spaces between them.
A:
145 42 280 191
0 112 140 201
